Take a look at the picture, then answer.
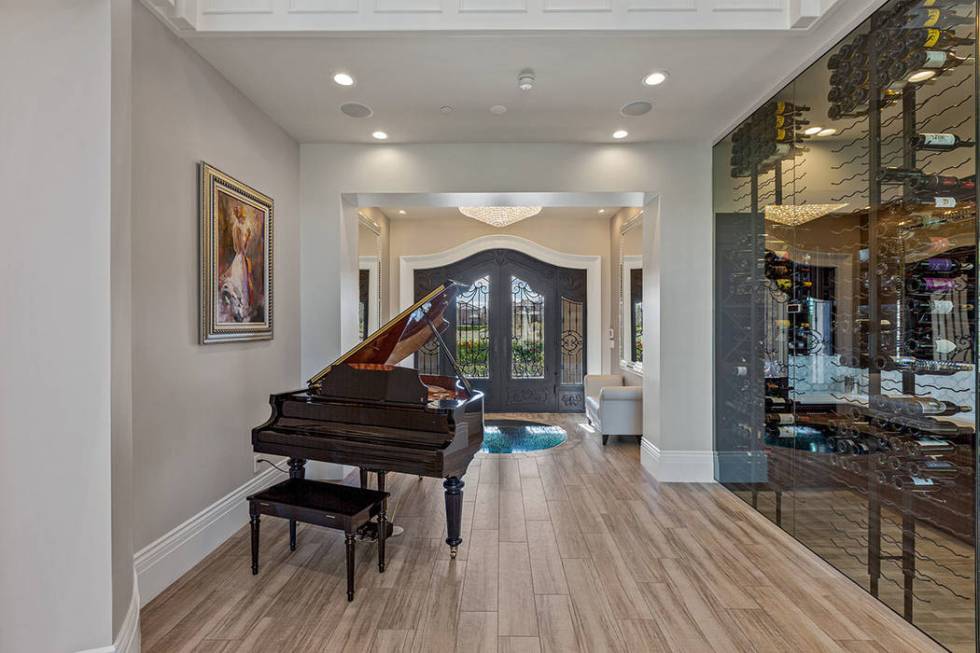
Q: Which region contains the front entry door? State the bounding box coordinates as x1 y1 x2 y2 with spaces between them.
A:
415 249 586 413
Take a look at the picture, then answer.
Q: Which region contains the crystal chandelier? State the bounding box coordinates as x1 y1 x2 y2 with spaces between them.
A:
459 206 542 228
764 203 847 226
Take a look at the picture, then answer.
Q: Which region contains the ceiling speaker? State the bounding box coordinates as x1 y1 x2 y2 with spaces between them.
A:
620 101 653 117
340 102 374 118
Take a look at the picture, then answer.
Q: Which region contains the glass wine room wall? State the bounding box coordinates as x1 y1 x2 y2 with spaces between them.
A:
713 1 978 650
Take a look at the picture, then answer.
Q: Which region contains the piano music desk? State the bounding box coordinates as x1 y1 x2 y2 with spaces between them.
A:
247 478 389 601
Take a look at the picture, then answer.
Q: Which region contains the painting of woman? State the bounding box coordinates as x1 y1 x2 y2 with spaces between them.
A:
200 163 273 343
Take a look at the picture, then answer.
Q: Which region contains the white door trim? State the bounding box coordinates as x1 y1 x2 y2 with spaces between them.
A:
358 255 381 334
399 234 602 375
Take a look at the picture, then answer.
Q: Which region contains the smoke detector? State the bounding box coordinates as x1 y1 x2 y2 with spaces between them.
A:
518 69 535 92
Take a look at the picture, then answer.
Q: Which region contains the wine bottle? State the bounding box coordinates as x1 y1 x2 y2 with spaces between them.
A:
904 437 957 454
904 48 970 72
915 194 959 208
910 173 976 193
774 115 809 129
904 8 975 29
766 396 793 410
913 257 974 273
764 100 811 115
880 355 974 374
911 132 976 150
765 424 796 439
872 395 970 416
879 166 921 182
908 458 959 479
765 413 795 425
904 337 958 354
907 27 975 49
907 297 974 313
908 276 963 292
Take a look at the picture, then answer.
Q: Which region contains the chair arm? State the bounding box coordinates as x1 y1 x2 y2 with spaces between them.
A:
599 385 642 402
584 374 623 399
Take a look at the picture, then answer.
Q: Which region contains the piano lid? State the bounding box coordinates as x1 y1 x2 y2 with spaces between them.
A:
307 282 460 387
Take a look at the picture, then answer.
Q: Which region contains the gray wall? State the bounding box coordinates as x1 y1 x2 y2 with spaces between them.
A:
1 1 114 650
112 0 136 637
300 142 714 479
132 3 301 552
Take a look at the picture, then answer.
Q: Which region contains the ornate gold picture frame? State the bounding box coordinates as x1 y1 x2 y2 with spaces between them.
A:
200 163 273 344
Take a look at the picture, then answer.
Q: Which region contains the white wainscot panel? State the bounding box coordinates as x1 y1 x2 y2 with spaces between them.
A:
289 0 359 11
376 0 443 11
712 0 781 10
460 0 526 11
543 0 612 11
627 0 697 10
203 0 273 12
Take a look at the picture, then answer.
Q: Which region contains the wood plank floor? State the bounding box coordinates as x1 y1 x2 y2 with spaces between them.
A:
141 413 946 652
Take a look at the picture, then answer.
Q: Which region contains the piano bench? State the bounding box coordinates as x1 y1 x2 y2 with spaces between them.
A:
247 478 390 601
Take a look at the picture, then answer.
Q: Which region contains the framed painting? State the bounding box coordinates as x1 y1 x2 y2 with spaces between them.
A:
200 163 273 344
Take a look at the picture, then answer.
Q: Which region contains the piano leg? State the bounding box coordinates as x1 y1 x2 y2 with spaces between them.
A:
288 458 306 548
443 476 465 559
288 457 307 479
345 532 356 602
378 504 387 573
250 513 260 575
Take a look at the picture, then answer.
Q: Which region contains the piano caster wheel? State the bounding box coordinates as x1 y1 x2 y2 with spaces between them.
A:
418 475 423 481
450 546 458 559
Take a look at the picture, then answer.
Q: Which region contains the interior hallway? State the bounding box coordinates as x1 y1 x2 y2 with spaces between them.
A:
141 414 943 652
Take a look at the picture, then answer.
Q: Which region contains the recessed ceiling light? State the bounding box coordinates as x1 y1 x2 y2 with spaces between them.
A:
817 128 837 137
803 126 823 136
490 105 508 115
333 72 355 87
908 69 937 83
372 131 388 140
612 130 629 140
643 71 668 86
598 208 606 214
398 209 406 215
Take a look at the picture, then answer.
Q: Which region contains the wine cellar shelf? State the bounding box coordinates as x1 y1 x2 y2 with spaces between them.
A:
713 1 979 651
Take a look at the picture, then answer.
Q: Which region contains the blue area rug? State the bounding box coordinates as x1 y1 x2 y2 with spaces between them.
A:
481 419 568 454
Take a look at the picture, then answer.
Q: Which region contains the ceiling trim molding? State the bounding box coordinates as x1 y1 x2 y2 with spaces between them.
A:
141 0 838 35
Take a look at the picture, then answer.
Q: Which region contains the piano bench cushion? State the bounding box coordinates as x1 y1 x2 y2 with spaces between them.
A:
248 478 388 533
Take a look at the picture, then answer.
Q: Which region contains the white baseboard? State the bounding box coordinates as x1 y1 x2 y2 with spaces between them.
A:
135 465 287 606
76 569 140 653
640 438 716 483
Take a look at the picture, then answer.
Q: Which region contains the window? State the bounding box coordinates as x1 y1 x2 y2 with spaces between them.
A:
511 276 545 378
456 276 490 378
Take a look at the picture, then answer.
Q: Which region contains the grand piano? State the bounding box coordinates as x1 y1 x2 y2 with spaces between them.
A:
252 282 484 557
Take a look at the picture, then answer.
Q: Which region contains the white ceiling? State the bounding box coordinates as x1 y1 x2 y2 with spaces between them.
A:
186 4 877 144
377 206 621 221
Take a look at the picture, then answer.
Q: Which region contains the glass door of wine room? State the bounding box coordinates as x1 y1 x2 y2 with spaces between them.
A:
713 1 979 650
414 248 586 412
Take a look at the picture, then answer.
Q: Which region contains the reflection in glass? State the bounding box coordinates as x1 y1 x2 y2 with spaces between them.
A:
713 2 977 649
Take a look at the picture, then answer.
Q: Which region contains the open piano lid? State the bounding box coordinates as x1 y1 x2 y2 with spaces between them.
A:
307 281 462 388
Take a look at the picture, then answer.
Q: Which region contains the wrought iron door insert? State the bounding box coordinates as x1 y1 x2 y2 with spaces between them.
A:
415 249 586 412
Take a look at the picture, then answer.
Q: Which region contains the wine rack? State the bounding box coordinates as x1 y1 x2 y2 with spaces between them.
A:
713 1 978 650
